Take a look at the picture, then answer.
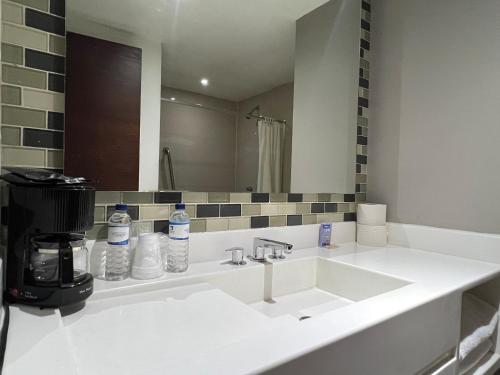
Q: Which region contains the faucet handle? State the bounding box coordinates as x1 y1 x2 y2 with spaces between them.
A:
225 247 246 265
269 246 285 259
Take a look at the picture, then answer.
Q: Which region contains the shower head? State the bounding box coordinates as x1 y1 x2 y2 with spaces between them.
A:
246 105 260 120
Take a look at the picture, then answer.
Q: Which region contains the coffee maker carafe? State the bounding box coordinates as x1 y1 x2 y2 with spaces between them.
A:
2 168 95 308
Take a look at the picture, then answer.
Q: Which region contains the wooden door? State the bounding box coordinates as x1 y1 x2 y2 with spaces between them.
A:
65 32 141 190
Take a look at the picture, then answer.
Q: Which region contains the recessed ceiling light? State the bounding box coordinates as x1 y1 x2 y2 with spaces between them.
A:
200 78 209 86
170 97 176 101
196 103 202 106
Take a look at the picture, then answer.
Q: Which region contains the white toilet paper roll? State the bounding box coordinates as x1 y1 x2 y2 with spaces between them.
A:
357 224 387 247
357 204 387 226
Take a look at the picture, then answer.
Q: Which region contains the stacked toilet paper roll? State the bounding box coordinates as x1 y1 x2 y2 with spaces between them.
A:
357 204 387 246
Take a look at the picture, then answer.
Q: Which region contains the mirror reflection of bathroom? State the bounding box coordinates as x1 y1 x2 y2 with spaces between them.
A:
155 0 359 193
65 0 360 193
157 6 297 193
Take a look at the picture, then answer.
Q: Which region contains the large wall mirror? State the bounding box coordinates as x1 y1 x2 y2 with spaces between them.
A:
65 0 361 193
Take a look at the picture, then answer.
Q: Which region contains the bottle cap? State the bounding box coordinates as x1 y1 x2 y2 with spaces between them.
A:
175 203 185 210
115 204 128 211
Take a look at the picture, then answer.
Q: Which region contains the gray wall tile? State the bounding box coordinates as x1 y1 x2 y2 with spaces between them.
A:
1 43 23 64
1 85 21 105
10 0 49 12
2 105 46 127
1 126 21 145
2 65 47 89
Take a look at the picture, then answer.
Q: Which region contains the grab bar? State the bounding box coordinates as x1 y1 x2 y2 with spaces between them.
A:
163 147 176 190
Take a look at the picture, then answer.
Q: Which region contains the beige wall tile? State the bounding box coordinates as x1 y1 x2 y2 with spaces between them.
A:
94 206 106 222
140 205 170 220
269 215 286 227
2 146 45 166
1 126 20 145
2 43 23 64
23 88 64 112
317 213 343 223
228 217 250 230
133 221 153 236
349 203 357 212
278 203 296 215
2 2 23 24
49 35 65 56
185 204 196 217
358 116 368 126
1 85 21 105
229 192 251 203
170 204 195 218
296 203 310 215
95 191 121 204
208 192 229 203
303 214 318 225
2 105 46 127
190 219 207 233
356 174 367 184
337 203 350 212
362 30 370 42
2 65 46 89
2 23 48 51
46 149 62 168
260 203 279 216
317 193 331 202
356 193 366 202
358 87 369 99
302 193 317 202
122 192 153 204
183 192 207 203
331 193 344 202
206 218 228 232
270 193 287 202
10 0 48 12
242 204 260 216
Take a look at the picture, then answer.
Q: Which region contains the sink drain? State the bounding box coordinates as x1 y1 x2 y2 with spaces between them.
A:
298 315 311 321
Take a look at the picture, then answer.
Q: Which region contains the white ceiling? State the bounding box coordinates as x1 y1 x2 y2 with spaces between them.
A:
67 0 330 101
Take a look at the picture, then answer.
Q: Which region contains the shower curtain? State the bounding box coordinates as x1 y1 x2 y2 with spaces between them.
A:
257 118 286 192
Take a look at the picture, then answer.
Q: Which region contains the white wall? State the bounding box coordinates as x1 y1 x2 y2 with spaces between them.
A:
368 0 500 234
66 17 162 191
291 0 359 194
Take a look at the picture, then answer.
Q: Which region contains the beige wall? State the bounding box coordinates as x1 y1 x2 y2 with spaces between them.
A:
368 0 500 234
159 87 237 192
290 0 360 194
236 83 294 192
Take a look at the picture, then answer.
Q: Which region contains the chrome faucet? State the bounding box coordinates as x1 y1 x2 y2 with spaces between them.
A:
251 238 293 261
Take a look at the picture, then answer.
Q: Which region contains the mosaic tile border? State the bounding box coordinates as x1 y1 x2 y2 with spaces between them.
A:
1 0 65 170
88 191 361 239
356 0 370 196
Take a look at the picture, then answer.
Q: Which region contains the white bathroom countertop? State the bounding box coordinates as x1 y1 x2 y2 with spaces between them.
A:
4 242 500 375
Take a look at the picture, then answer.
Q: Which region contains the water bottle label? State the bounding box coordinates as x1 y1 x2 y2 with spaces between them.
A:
108 226 130 245
169 223 189 240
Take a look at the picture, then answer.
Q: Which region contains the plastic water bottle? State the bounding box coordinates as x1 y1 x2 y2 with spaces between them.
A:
167 203 190 273
106 204 132 280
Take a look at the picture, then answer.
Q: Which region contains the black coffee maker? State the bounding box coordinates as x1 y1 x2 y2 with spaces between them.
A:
2 168 95 308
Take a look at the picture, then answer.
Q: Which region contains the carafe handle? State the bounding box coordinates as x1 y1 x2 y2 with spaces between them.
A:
59 241 74 287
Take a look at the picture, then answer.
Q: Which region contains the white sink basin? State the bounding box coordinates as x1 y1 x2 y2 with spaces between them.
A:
248 257 411 319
